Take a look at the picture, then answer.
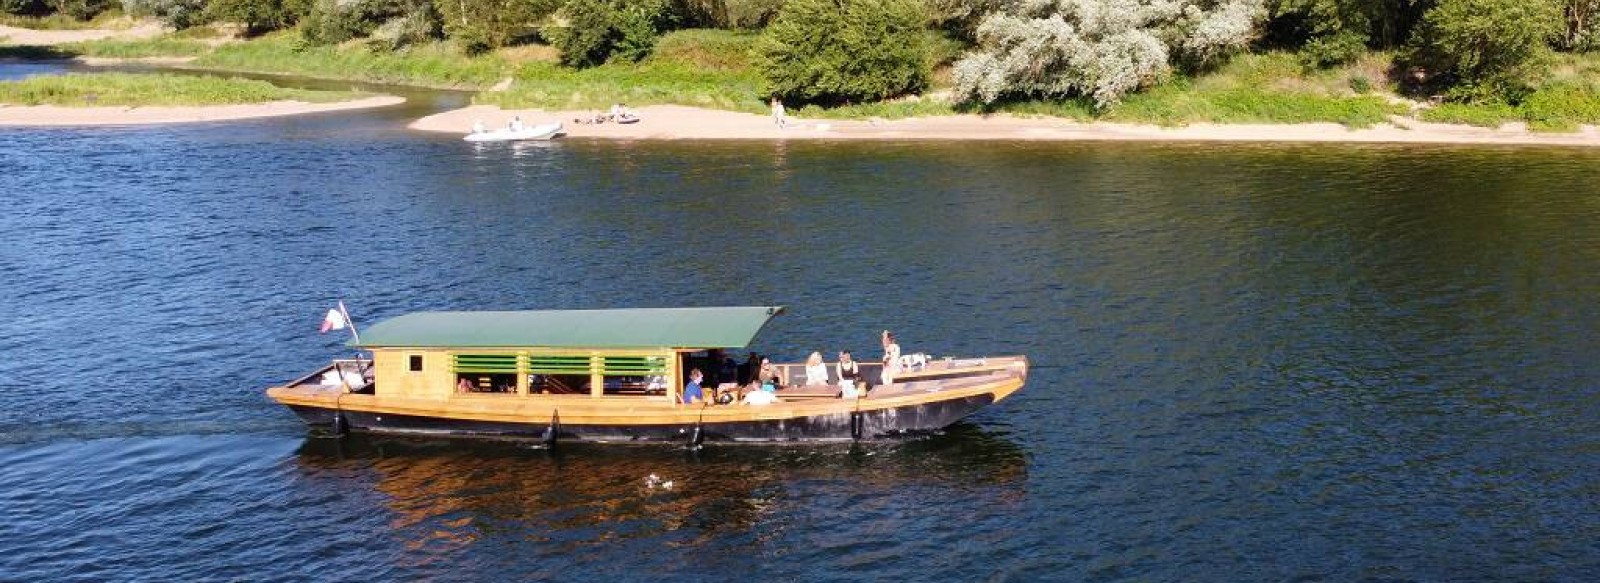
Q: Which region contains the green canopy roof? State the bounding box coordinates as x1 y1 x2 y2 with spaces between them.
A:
353 306 784 349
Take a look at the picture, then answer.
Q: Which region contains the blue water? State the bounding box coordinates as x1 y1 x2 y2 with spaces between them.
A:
2 71 1599 581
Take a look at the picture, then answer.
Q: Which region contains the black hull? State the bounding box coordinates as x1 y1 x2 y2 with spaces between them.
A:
286 394 997 443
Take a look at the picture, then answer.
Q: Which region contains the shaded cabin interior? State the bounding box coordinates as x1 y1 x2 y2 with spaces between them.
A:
330 306 788 403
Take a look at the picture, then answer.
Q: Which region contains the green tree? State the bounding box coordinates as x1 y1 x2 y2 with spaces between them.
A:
546 0 671 67
1412 0 1561 101
756 0 929 104
204 0 310 34
46 0 114 20
434 0 560 53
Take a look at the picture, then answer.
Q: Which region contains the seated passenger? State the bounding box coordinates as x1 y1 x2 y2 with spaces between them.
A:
682 368 704 405
744 389 779 405
757 357 780 390
457 377 474 393
804 351 829 386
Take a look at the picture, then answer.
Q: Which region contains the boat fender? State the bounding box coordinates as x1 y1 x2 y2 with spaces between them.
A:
849 410 863 440
331 411 349 436
689 423 705 448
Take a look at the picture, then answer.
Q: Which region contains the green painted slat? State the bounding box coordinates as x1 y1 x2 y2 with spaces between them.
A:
451 354 519 373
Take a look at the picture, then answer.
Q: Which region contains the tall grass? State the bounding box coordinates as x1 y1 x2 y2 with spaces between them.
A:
59 38 210 58
196 33 509 88
0 11 133 30
0 72 365 106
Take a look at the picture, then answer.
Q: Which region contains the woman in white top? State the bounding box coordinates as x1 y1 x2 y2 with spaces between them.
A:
880 330 901 386
804 351 829 385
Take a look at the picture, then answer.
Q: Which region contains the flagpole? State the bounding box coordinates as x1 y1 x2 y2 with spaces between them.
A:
338 300 362 345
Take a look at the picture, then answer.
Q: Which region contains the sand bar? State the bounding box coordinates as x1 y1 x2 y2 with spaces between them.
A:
0 23 166 46
412 104 1600 146
0 95 405 126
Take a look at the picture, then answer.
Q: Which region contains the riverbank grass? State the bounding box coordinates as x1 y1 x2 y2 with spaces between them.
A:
476 30 765 112
0 72 367 106
194 33 508 88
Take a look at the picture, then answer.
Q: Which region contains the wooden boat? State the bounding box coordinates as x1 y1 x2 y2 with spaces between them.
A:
265 306 1028 444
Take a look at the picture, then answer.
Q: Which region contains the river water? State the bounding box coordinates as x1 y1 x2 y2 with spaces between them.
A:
2 68 1599 581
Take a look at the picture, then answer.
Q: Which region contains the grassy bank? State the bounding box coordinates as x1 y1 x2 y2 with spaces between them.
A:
1417 54 1600 131
19 24 1600 131
477 30 764 112
193 32 510 88
0 72 366 106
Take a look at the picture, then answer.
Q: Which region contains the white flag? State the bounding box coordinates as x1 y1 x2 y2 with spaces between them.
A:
320 308 347 333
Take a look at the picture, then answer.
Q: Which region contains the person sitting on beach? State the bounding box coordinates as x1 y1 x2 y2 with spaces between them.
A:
880 330 901 386
682 368 704 405
509 116 525 131
804 351 829 386
608 103 624 121
471 119 486 134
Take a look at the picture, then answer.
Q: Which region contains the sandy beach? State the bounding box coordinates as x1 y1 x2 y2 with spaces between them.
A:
0 22 166 46
412 104 1600 146
0 95 405 126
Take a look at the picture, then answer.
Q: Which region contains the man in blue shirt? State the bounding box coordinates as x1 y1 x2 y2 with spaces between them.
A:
682 368 704 405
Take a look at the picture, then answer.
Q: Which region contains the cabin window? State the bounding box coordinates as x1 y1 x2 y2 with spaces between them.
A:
408 355 423 372
527 355 593 395
599 356 670 396
451 354 519 394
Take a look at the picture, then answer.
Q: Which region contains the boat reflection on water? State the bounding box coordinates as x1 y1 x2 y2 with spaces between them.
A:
290 424 1028 556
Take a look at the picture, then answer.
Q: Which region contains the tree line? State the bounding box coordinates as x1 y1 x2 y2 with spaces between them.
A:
7 0 1599 106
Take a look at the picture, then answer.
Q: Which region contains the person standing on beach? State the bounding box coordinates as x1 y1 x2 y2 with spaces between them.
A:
770 97 787 129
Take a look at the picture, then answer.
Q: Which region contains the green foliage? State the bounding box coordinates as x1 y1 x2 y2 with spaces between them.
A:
197 32 509 87
1521 82 1600 130
434 0 559 54
546 0 670 67
300 0 438 49
0 72 364 105
1300 30 1366 68
477 58 762 110
650 28 757 70
203 0 304 34
673 0 785 29
756 0 929 104
45 0 112 20
121 0 208 29
2 0 51 17
59 36 209 56
1411 0 1561 102
1417 83 1600 131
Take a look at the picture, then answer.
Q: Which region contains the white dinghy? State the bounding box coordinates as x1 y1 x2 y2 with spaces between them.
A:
464 121 564 142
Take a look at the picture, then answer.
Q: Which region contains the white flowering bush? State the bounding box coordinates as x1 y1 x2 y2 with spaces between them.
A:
954 0 1264 108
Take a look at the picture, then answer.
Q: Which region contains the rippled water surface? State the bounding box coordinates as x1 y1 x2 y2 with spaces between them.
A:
2 77 1599 581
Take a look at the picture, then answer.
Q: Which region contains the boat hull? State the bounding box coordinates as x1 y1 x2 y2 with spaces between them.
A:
285 392 999 443
270 355 1027 444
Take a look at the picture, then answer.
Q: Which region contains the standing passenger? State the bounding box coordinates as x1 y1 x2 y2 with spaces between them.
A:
880 330 901 386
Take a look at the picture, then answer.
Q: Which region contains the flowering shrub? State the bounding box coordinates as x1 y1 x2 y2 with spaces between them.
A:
954 0 1264 108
